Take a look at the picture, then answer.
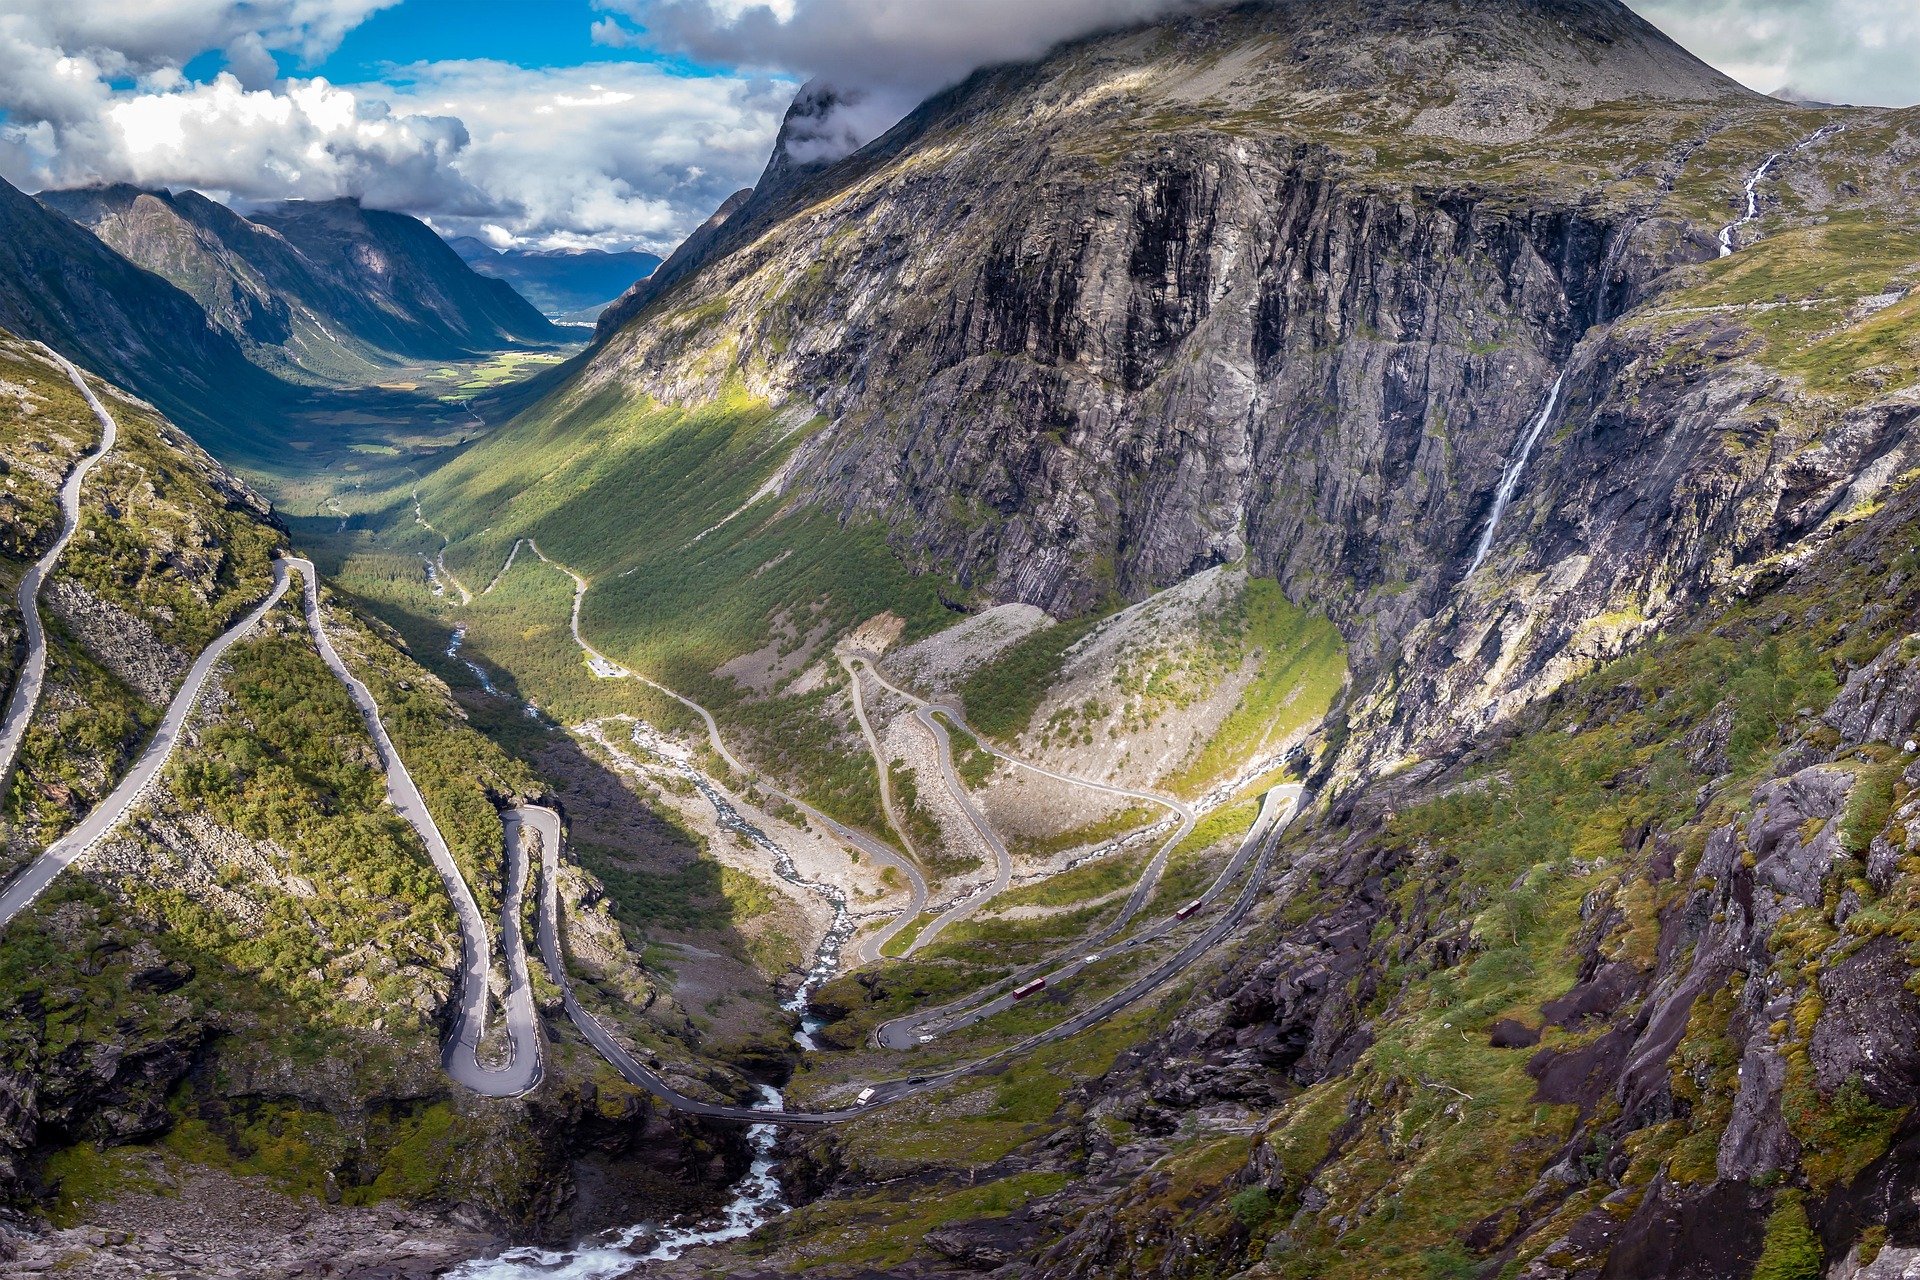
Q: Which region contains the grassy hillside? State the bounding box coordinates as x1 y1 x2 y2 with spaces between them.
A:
420 380 955 700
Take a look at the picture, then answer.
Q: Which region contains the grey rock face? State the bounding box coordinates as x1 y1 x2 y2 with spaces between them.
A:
1748 766 1852 905
573 0 1920 785
44 579 188 706
1717 1038 1797 1179
1811 937 1920 1106
1828 635 1920 747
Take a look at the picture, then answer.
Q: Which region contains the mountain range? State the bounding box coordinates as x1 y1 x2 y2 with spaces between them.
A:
1 1 1919 1277
41 186 561 383
448 237 663 321
0 176 293 443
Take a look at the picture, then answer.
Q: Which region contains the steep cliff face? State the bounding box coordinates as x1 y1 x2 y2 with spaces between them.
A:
752 418 1920 1280
538 0 1917 787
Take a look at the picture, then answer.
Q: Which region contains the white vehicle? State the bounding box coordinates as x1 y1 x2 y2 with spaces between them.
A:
918 1034 934 1043
856 1087 876 1104
1082 953 1101 964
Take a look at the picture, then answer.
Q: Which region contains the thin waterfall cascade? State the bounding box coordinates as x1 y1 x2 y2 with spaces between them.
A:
1466 374 1566 577
1719 153 1782 257
1718 122 1846 258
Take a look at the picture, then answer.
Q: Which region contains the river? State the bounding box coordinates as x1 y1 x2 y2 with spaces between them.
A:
447 720 849 1275
445 1086 788 1278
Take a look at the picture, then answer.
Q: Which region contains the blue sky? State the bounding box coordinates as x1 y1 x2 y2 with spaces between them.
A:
0 0 1912 255
218 0 716 83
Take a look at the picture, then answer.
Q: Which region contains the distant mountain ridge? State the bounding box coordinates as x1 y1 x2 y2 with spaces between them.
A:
0 175 293 447
447 237 661 321
40 186 561 384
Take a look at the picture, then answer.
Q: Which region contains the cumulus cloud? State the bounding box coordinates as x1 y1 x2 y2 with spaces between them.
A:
0 0 433 197
598 0 1219 162
89 76 481 211
1627 1 1919 107
0 0 792 252
0 0 399 78
601 0 1204 96
363 60 795 251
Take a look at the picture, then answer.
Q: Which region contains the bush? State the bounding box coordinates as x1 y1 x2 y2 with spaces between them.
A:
1841 764 1899 856
1229 1186 1274 1227
1752 1189 1823 1280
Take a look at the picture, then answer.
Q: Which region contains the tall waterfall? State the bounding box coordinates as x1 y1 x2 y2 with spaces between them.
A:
1466 374 1566 577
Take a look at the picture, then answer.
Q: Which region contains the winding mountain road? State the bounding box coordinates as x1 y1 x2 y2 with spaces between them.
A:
428 527 1310 1121
0 562 289 927
896 699 1014 954
510 541 928 960
514 805 849 1125
0 345 119 791
0 412 1307 1128
284 556 540 1098
845 657 1198 953
876 783 1299 1050
840 652 922 866
0 544 542 1099
516 781 1302 1125
642 669 930 963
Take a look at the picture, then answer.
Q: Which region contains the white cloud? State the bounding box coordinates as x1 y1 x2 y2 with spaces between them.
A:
0 0 792 252
1627 1 1920 106
363 60 794 251
89 75 478 212
0 0 399 71
595 0 1225 168
603 0 1209 97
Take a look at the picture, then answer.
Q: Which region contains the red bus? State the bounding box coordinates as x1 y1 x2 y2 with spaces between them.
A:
1011 978 1046 1000
1175 899 1204 920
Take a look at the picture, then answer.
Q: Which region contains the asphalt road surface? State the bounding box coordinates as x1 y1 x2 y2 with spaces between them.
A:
0 345 119 790
0 559 290 927
285 557 541 1098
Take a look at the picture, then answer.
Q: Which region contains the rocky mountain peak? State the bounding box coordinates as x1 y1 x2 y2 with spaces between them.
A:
919 0 1755 147
560 0 1874 797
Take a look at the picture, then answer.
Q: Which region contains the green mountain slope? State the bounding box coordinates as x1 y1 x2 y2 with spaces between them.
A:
42 186 562 383
0 332 761 1270
0 177 294 445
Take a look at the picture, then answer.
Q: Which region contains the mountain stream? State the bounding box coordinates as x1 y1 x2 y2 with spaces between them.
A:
448 722 850 1275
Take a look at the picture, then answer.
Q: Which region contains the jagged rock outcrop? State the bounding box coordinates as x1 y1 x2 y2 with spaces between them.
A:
550 0 1920 787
